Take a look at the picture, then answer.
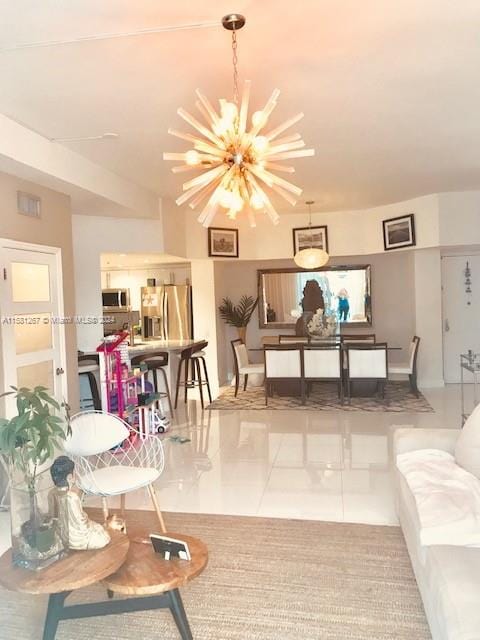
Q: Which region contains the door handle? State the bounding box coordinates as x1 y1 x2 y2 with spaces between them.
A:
56 367 65 375
445 319 450 332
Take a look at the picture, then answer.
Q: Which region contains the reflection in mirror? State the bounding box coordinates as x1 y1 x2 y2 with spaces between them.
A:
258 265 372 328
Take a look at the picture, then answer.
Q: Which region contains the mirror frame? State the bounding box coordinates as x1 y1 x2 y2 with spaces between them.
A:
257 265 372 329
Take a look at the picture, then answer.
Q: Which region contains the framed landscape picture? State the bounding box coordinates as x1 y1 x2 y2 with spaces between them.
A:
292 225 329 255
382 214 416 251
208 227 239 258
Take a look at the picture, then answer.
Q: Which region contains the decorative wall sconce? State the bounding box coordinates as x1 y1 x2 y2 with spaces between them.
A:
464 261 472 305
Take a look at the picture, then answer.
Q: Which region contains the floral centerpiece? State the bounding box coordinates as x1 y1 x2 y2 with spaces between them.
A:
307 308 338 338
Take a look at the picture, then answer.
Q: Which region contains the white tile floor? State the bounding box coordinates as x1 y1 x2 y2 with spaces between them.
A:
0 384 464 555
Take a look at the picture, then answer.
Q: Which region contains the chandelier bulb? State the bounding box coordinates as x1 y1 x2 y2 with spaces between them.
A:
185 150 201 165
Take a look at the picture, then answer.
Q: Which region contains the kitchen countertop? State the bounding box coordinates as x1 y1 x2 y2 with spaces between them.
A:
129 338 204 354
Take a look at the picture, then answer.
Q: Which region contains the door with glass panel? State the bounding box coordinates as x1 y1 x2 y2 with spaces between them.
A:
0 245 66 408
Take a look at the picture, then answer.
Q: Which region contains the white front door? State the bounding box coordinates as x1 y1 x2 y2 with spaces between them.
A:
0 243 67 410
442 255 480 383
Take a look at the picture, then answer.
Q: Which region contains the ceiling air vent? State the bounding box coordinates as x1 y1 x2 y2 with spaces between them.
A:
17 191 41 218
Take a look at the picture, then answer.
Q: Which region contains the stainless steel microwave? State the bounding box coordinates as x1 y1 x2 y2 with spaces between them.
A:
102 288 130 311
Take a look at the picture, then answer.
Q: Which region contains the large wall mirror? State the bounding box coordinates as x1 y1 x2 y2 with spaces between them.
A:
258 265 372 329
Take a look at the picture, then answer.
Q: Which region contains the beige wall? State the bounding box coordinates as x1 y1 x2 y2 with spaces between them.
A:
0 171 78 410
214 251 416 384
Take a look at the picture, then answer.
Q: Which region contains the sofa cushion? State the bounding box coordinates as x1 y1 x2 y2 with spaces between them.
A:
455 402 480 479
397 449 480 546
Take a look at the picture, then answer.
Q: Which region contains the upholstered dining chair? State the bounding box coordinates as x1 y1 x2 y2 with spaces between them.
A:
264 345 304 405
345 343 388 402
340 334 376 344
303 344 343 403
64 410 166 531
278 335 310 344
231 339 264 396
388 336 421 397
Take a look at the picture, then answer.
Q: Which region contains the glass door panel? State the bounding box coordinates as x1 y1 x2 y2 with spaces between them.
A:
14 313 53 354
11 262 51 302
17 360 54 393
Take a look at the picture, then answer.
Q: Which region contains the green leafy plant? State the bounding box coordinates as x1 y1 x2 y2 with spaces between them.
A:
0 386 70 533
218 295 259 328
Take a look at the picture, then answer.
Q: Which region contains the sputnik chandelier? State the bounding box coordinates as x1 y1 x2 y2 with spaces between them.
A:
163 13 315 228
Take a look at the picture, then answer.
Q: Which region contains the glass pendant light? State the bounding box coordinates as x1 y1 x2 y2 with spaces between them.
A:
294 200 329 269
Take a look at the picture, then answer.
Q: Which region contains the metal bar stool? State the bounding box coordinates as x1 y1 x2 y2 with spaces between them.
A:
130 351 174 416
78 353 102 411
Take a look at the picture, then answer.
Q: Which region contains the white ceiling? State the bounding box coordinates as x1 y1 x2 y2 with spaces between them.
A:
1 0 480 213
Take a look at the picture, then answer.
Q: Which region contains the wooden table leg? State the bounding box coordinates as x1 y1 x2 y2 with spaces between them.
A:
42 592 69 640
168 588 193 640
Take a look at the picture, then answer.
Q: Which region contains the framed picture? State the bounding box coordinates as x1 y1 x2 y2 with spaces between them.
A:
382 214 416 251
208 227 239 258
292 225 329 255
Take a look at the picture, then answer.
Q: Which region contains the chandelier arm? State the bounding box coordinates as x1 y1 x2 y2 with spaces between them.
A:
245 173 280 224
265 112 304 142
271 133 302 145
195 89 221 125
263 161 295 173
247 209 257 228
267 183 298 206
238 80 251 135
266 140 306 155
193 140 228 157
195 100 215 126
167 128 210 146
188 177 223 209
248 89 280 138
177 108 226 148
266 148 315 161
247 164 303 196
182 164 228 191
175 168 226 206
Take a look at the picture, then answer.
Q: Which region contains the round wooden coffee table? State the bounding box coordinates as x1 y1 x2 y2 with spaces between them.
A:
0 528 208 640
103 531 208 640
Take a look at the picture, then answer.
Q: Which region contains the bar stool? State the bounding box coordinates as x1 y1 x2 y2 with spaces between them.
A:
190 341 212 408
174 342 212 409
78 353 101 411
130 351 174 416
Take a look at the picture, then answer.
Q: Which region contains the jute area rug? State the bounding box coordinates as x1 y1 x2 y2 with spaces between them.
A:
207 381 433 413
0 510 431 640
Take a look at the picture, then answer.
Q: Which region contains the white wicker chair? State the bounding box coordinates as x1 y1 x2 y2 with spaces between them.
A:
63 410 166 531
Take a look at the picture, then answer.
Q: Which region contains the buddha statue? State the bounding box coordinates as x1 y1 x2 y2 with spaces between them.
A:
49 456 110 550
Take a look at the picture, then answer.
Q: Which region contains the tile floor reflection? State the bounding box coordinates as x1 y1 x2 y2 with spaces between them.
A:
0 384 463 555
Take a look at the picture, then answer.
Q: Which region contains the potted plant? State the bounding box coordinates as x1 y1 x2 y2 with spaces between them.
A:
218 295 258 343
0 386 70 569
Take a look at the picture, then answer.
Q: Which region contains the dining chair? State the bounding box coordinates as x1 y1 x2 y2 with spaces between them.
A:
278 335 310 344
345 343 388 402
231 339 264 396
63 410 166 531
303 344 343 403
388 336 421 396
341 334 376 344
264 345 304 405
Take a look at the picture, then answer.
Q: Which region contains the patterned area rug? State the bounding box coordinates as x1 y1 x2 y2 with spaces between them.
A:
207 381 433 412
0 510 431 640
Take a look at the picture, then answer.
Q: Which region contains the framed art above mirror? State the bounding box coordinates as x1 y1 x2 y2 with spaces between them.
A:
258 265 372 329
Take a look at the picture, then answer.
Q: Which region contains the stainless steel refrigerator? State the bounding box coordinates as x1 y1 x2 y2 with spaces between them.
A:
141 285 192 340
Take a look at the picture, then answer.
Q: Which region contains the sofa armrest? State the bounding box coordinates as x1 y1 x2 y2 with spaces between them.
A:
393 428 460 457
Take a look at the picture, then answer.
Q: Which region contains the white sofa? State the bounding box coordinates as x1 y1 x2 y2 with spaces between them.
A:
394 427 480 640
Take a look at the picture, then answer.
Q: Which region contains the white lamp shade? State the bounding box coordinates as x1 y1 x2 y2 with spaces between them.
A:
294 248 329 269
